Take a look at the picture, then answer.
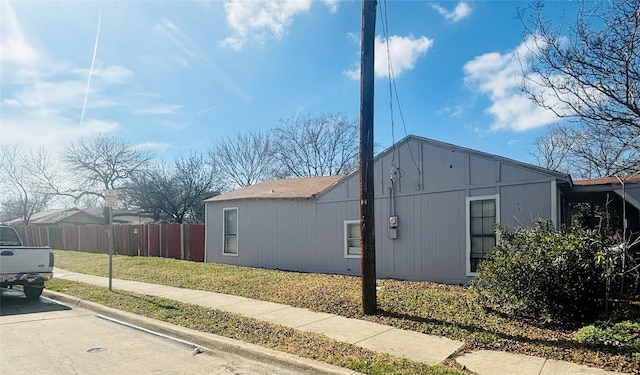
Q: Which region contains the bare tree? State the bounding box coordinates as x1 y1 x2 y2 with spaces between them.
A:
211 130 275 187
272 112 359 177
127 152 221 223
521 0 640 177
125 168 167 222
61 135 154 222
0 145 59 224
531 123 640 178
530 124 574 172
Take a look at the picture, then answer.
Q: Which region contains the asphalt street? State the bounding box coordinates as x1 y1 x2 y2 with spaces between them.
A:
0 287 301 375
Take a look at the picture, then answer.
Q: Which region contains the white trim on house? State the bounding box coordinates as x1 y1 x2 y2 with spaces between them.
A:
223 207 239 257
615 189 640 210
344 220 361 258
551 180 558 228
204 203 209 262
466 194 500 276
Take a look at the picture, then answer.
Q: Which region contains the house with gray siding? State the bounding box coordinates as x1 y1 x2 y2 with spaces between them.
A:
204 135 573 284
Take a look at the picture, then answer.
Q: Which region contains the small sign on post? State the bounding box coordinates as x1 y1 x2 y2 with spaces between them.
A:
105 189 117 208
104 189 117 291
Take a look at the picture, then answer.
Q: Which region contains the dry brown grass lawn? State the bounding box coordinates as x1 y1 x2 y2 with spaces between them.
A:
52 250 640 373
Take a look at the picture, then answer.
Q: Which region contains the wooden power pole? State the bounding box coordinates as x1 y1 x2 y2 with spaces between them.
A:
359 0 377 315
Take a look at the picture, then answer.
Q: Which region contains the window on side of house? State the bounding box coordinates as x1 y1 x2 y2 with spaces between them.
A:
467 195 499 274
344 220 361 258
223 208 238 256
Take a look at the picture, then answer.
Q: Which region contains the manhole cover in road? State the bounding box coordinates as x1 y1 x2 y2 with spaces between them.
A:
87 347 108 353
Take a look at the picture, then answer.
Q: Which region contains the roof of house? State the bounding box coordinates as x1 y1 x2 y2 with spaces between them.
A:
4 207 156 225
205 175 343 202
573 175 640 186
4 208 103 225
206 135 575 204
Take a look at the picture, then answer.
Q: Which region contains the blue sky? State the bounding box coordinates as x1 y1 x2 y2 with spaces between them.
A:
0 0 577 165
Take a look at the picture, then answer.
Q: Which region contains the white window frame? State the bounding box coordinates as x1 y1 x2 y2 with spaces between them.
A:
466 194 500 276
344 220 361 258
223 207 239 256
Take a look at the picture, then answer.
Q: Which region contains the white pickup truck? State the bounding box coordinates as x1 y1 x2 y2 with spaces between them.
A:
0 226 54 299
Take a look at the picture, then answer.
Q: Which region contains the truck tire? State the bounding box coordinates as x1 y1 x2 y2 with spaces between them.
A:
23 284 43 300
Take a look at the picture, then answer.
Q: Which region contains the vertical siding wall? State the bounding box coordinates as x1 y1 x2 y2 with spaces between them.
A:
205 199 362 274
205 138 560 284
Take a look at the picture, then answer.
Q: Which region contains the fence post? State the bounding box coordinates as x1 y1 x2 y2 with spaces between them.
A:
185 224 191 261
180 224 185 260
146 225 150 256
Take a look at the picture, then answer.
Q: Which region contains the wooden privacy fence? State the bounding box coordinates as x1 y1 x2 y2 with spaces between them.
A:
13 224 205 262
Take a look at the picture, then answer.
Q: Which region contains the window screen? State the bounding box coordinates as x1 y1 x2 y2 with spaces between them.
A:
469 199 496 272
223 208 238 255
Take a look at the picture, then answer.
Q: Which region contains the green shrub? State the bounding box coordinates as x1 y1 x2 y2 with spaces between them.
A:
575 321 640 352
575 325 606 345
472 220 608 323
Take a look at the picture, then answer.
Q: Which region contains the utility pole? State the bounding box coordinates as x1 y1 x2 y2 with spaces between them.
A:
359 0 377 315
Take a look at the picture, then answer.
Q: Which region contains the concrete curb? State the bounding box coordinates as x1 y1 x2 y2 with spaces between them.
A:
43 290 361 375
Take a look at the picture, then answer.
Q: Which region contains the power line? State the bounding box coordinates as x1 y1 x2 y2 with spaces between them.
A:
379 0 422 186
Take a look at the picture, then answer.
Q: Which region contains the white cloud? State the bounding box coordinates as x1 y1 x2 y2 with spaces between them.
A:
0 2 39 65
345 35 433 80
2 98 21 107
0 37 39 64
463 37 559 132
198 105 218 115
438 103 466 118
12 80 87 111
323 0 339 13
374 35 433 78
1 34 144 151
0 112 118 154
432 2 472 23
219 0 312 50
134 104 183 115
91 65 134 84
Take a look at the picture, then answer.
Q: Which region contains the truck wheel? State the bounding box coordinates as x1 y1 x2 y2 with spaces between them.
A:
24 284 43 300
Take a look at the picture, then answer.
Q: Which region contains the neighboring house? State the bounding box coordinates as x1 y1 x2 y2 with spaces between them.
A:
4 208 155 226
204 135 573 284
81 208 156 225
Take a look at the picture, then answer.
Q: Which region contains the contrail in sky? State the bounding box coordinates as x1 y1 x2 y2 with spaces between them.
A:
80 10 102 126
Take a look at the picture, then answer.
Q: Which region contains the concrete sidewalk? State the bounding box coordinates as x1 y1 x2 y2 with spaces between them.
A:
51 268 625 374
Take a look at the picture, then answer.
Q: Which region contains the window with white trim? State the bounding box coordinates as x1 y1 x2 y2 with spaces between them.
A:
344 220 361 258
467 195 499 274
223 208 238 255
